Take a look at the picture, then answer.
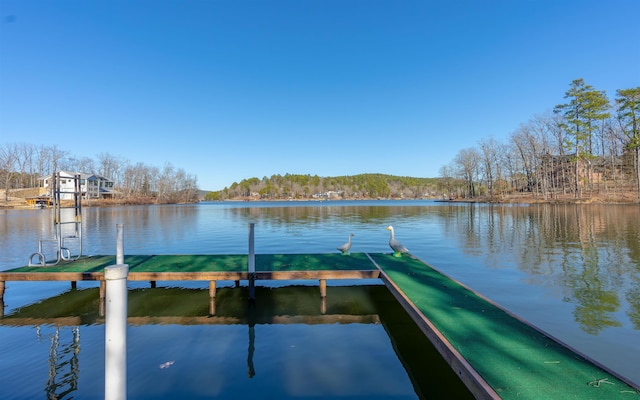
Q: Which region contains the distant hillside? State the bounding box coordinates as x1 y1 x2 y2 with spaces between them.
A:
205 173 445 201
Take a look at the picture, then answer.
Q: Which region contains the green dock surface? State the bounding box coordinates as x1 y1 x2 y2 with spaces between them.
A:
5 253 376 273
2 252 638 398
370 253 639 399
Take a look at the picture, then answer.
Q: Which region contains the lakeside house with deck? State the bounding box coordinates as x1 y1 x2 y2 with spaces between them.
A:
42 170 116 200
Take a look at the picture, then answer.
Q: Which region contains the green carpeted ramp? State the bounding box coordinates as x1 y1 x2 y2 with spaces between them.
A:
369 253 638 399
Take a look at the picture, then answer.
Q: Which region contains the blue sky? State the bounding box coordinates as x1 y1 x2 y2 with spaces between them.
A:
1 0 638 191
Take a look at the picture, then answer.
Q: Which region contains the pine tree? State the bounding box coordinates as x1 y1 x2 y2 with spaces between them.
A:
554 79 610 198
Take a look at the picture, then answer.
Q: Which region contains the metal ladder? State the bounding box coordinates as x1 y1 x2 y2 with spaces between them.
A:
29 172 83 266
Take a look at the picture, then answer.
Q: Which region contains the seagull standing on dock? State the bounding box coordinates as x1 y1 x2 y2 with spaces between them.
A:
386 226 409 257
337 233 355 255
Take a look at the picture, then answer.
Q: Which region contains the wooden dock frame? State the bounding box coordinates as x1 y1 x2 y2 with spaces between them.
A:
0 224 378 317
1 269 378 318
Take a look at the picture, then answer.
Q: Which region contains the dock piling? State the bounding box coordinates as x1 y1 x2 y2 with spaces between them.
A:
104 263 129 400
248 223 255 301
320 279 327 314
116 224 124 265
99 280 106 317
209 280 217 315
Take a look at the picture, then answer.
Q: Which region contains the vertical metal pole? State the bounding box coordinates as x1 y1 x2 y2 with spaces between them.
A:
105 264 128 400
116 224 124 265
248 223 255 301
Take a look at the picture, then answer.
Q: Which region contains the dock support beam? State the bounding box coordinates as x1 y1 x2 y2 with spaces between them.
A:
319 279 327 297
99 280 106 317
319 279 327 314
248 223 255 301
104 263 129 400
209 280 216 315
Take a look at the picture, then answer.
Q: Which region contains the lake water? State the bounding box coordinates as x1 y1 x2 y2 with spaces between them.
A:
1 200 639 399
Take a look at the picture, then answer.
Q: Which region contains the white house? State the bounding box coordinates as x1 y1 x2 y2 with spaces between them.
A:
43 171 116 200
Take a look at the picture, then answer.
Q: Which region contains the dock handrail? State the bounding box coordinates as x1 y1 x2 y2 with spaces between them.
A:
28 172 83 266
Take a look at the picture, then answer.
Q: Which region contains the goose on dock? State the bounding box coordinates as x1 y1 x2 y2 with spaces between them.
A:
386 225 408 257
337 233 354 255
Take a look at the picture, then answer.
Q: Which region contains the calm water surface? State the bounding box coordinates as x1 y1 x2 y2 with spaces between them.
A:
1 200 639 398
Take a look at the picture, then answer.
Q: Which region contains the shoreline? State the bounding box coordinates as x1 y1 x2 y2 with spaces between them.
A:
3 193 639 210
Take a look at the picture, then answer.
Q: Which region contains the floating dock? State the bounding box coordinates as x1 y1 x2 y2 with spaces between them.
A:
1 252 638 399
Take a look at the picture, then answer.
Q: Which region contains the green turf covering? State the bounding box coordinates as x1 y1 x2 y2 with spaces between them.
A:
5 253 377 273
6 254 248 273
370 253 639 399
256 252 376 271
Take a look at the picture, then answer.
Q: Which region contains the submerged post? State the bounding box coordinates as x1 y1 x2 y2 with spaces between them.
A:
209 280 217 315
105 263 129 400
99 281 106 317
248 223 255 301
0 281 4 317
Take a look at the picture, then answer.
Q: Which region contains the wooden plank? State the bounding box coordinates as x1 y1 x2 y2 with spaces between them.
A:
0 272 104 281
255 270 380 280
0 270 379 282
1 314 381 327
127 272 249 281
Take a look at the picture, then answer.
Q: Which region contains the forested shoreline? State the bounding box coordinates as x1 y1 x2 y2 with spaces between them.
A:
205 174 441 201
3 80 638 205
208 80 639 203
439 80 639 202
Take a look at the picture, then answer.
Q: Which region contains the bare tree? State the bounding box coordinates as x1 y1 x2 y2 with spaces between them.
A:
600 119 627 198
616 87 640 197
157 162 175 203
22 143 39 188
478 137 502 197
454 148 480 198
0 143 18 201
14 143 37 188
37 145 68 178
438 164 456 199
509 126 537 194
97 152 126 187
63 156 96 174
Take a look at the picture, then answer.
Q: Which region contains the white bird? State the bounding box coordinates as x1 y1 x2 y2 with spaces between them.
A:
337 233 355 255
386 226 409 257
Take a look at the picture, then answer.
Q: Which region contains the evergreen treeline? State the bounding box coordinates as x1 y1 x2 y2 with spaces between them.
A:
440 80 640 201
0 143 199 204
205 173 441 200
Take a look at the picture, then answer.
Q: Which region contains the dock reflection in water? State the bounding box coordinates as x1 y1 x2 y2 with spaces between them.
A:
1 283 473 399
